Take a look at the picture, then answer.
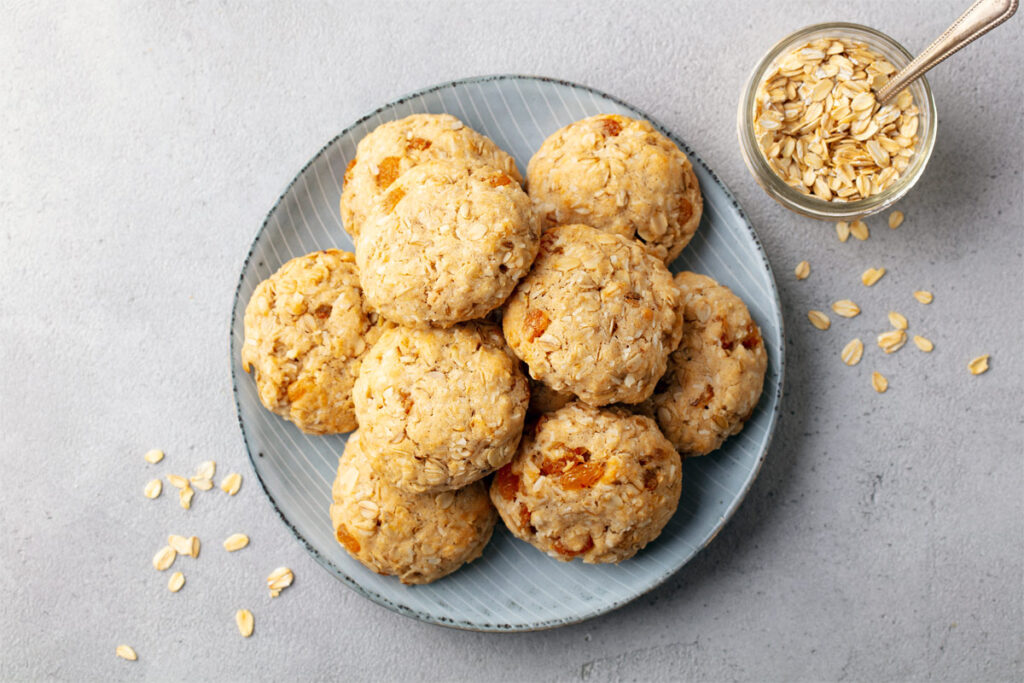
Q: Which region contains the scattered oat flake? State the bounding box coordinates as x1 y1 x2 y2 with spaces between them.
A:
850 220 869 241
872 371 888 393
794 260 810 280
190 477 214 491
236 609 254 638
144 479 162 499
861 267 886 286
220 472 242 496
224 534 250 552
914 290 933 304
836 221 851 242
808 310 831 330
877 329 908 353
913 335 934 352
832 299 860 317
195 461 216 481
968 355 990 375
888 210 904 229
190 536 201 558
166 474 188 489
168 534 192 556
144 449 164 464
179 486 194 510
168 571 185 593
115 645 137 661
153 545 176 571
267 567 294 598
841 338 864 366
888 312 908 330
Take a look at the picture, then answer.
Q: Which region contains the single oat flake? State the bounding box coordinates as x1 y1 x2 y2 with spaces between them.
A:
832 299 861 318
888 311 908 330
850 220 869 241
143 449 164 464
861 267 886 286
808 310 831 330
195 461 216 481
913 335 934 352
189 536 201 558
836 221 851 242
168 571 185 593
179 486 194 510
236 609 254 638
877 329 908 354
841 338 864 366
914 290 934 304
223 534 250 552
872 371 889 393
968 355 990 375
115 645 137 661
166 474 188 489
153 546 176 571
220 472 242 496
888 210 904 229
795 260 811 280
168 534 192 556
144 479 162 499
190 477 214 491
267 567 294 598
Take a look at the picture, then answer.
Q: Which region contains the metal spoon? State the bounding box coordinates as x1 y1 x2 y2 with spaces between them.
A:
875 0 1018 104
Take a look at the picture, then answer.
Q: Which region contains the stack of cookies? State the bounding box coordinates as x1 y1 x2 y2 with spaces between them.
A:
242 113 767 584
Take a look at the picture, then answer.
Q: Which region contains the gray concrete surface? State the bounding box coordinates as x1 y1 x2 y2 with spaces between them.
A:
2 1 1021 681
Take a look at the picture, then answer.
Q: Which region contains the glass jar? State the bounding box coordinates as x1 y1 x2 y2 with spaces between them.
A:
737 22 937 221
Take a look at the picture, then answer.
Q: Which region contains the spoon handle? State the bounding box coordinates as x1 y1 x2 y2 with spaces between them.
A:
876 0 1019 104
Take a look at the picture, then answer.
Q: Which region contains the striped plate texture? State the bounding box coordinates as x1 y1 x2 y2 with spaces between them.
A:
230 75 784 631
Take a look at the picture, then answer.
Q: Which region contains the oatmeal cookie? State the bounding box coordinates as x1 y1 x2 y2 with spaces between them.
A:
527 113 703 263
340 113 522 237
490 402 681 564
241 250 388 434
502 224 682 406
330 433 496 584
353 322 529 493
356 159 541 326
641 272 767 455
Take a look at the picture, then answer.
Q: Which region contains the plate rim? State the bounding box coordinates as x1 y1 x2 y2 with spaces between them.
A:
229 73 786 632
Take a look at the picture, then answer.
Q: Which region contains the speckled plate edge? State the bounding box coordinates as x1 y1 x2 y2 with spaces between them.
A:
229 74 786 632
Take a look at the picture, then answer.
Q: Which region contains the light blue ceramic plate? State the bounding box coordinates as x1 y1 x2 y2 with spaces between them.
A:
230 75 784 632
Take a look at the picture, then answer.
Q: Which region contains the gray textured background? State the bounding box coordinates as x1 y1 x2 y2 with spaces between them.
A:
2 1 1021 681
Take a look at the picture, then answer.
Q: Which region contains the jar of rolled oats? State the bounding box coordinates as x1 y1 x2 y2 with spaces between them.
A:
737 23 937 220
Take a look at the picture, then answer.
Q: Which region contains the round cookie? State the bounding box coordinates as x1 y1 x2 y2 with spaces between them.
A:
527 113 703 263
241 250 388 434
340 113 523 238
490 401 681 564
353 322 529 494
641 272 767 456
356 159 541 327
502 224 683 406
330 433 496 584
